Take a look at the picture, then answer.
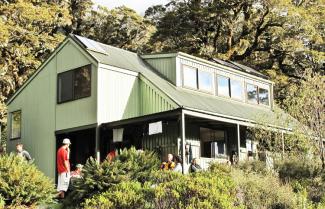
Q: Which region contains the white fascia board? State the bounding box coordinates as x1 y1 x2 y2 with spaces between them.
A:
98 63 139 77
140 53 178 59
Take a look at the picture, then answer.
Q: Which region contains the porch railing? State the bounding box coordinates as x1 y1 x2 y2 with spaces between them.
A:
199 156 229 170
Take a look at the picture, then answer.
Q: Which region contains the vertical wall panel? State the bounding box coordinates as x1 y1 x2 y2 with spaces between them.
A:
139 79 177 116
145 57 177 84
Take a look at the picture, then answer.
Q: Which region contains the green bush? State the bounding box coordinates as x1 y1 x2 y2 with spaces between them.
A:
231 168 298 209
82 170 242 209
275 156 321 181
82 181 154 209
153 171 242 209
0 154 55 207
236 160 270 175
275 156 325 204
65 147 160 207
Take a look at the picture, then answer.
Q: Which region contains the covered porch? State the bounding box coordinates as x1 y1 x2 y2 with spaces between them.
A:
100 108 258 173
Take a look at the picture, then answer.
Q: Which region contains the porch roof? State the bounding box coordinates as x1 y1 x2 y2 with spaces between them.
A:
72 35 293 130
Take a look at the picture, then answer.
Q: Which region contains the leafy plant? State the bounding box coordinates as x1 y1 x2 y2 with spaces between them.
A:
65 147 160 207
0 154 55 207
231 168 298 209
82 181 154 209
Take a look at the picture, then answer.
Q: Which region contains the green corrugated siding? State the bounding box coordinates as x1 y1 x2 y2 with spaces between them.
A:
7 57 57 178
55 42 97 131
140 77 178 116
145 57 176 84
142 121 178 161
7 40 97 179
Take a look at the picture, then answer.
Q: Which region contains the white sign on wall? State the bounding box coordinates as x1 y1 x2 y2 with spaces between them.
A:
113 128 124 142
148 121 163 135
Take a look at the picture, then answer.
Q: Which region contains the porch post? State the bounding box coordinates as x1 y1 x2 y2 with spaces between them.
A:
95 125 100 163
181 110 186 174
237 124 240 161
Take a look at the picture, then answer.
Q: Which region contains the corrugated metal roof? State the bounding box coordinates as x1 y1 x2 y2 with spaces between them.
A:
72 35 290 128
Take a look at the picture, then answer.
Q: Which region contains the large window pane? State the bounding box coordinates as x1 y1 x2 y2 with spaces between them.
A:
10 111 21 139
57 65 91 103
258 88 269 105
246 84 258 104
58 71 73 103
217 76 230 97
74 65 91 99
198 71 213 92
183 65 197 89
230 79 243 100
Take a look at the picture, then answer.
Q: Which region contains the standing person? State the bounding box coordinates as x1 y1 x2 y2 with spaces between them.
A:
16 143 32 162
190 158 202 173
160 153 175 170
57 138 71 199
106 143 117 162
173 155 183 173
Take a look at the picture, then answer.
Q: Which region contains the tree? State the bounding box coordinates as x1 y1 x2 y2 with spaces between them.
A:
283 71 325 169
84 6 155 52
0 0 71 127
145 0 325 101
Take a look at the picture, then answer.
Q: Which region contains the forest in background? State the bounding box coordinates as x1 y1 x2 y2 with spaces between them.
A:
0 0 324 128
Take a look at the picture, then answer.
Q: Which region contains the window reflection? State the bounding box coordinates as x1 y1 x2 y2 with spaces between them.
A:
183 65 197 89
198 71 213 92
230 79 243 100
246 84 258 104
10 111 21 139
217 76 230 97
259 88 269 105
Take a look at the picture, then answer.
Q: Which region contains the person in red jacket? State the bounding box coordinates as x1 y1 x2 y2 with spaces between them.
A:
57 138 71 199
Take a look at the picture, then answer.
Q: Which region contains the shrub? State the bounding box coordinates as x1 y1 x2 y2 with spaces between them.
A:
82 181 154 209
275 156 325 204
275 156 321 181
82 170 242 209
152 170 242 209
231 168 298 209
65 147 160 207
0 154 55 207
235 160 270 175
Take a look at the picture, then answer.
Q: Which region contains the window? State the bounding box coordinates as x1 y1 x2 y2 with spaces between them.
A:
74 67 92 99
182 65 197 89
246 84 258 104
217 76 230 97
258 88 269 105
57 65 91 103
198 71 213 92
230 79 243 100
200 128 226 158
10 111 21 139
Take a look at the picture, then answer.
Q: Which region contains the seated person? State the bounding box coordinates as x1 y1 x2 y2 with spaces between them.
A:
173 155 183 173
190 158 202 173
71 164 83 178
160 153 175 170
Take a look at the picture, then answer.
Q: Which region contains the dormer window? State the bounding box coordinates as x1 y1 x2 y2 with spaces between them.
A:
198 71 213 92
246 84 258 104
258 88 269 105
230 79 244 100
217 76 230 97
182 65 197 89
